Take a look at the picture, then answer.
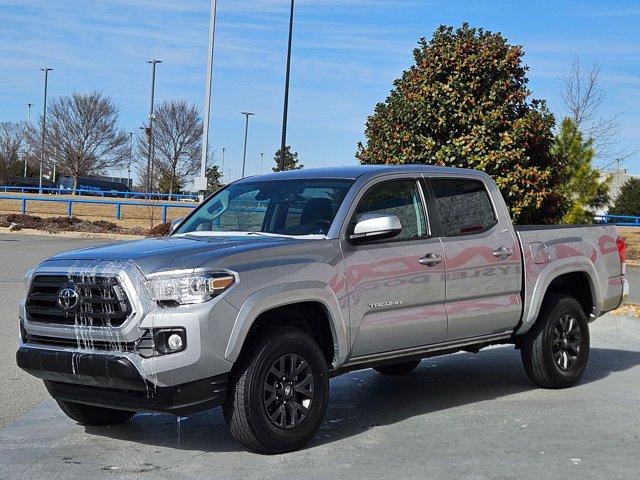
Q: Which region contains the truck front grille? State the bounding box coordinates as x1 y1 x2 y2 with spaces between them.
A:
26 274 132 327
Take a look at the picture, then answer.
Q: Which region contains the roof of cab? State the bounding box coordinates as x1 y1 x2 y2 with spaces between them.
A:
235 164 483 183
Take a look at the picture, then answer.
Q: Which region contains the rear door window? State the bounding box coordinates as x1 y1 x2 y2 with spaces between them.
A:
430 178 497 237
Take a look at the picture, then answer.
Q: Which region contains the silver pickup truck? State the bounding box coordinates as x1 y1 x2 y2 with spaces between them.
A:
17 165 628 453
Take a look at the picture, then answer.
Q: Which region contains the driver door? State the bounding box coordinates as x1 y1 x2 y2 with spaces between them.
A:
341 177 447 357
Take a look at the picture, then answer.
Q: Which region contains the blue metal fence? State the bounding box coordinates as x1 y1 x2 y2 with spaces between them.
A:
0 185 198 201
0 194 197 224
594 214 640 226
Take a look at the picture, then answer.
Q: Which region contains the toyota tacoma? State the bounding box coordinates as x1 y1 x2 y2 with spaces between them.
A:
16 165 628 453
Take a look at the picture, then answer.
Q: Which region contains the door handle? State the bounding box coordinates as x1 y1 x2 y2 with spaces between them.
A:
418 253 443 267
492 246 513 260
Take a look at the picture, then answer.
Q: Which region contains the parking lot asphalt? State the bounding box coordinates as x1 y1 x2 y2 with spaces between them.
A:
626 264 640 304
1 233 639 479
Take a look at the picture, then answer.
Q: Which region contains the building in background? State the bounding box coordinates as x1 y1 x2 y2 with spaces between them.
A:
598 169 640 215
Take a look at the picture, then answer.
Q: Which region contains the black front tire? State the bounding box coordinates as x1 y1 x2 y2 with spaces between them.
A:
520 294 590 389
56 399 135 426
224 327 329 454
374 359 421 375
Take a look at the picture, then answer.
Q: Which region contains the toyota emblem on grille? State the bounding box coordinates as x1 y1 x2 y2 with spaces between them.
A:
57 287 79 311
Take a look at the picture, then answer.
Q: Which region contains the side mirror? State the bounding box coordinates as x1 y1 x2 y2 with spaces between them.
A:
349 214 402 243
170 217 185 233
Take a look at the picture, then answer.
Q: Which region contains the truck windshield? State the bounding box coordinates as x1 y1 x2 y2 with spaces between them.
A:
175 179 354 236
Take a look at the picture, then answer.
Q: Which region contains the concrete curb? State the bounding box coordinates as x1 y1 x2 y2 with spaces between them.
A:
0 227 144 240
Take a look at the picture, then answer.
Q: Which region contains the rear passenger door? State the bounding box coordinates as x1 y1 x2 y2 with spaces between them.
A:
425 176 522 341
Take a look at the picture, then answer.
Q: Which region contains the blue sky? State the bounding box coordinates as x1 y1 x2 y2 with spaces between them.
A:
1 0 639 183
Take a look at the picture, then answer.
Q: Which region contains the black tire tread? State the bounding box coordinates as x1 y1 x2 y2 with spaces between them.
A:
224 326 328 454
520 293 589 389
226 345 259 451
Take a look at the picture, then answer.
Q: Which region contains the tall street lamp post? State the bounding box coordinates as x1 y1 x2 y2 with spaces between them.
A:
197 0 219 202
127 132 134 188
146 59 162 195
279 0 295 172
24 102 32 177
260 152 265 173
221 147 226 184
39 67 52 193
241 112 254 178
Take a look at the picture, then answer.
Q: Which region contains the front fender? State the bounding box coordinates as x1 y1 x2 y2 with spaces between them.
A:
517 256 601 335
224 281 349 368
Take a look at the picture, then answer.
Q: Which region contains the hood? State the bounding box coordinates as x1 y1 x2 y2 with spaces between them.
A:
47 233 309 275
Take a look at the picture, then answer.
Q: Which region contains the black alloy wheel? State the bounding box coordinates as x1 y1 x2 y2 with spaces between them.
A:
552 313 583 371
263 353 315 429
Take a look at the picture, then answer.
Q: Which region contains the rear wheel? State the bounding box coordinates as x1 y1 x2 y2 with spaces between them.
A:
224 327 329 454
374 359 421 375
520 294 590 389
56 399 135 426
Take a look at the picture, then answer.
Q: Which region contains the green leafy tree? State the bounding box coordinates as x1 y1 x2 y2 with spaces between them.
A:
206 165 223 195
273 146 303 172
157 170 184 195
609 178 640 216
552 117 609 223
357 24 567 224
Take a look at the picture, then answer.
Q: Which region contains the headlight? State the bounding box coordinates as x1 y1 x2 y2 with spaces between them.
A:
144 272 236 306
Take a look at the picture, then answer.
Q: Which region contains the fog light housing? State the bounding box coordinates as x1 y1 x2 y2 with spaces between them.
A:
167 333 183 351
149 328 187 356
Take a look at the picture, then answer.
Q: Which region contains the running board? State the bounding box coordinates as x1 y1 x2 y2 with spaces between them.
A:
332 332 514 377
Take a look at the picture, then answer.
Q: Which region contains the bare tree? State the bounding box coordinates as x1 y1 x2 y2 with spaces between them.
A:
136 100 203 199
29 92 129 189
0 121 25 183
561 56 629 163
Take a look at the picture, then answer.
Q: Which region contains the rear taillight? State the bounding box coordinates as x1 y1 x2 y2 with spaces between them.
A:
617 236 626 269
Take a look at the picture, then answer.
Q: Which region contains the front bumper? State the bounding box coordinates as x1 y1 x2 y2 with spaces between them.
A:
16 347 227 415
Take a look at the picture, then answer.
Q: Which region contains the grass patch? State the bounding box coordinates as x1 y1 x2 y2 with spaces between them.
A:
0 213 169 237
618 227 640 262
0 193 194 229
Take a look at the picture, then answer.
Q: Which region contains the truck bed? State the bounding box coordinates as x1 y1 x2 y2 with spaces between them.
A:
515 224 626 334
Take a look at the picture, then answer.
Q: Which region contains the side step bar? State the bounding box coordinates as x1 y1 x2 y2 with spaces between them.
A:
332 332 514 377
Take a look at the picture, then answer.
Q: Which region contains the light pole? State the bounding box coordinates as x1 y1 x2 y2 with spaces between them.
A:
127 132 134 188
241 112 254 178
279 0 295 172
198 0 219 202
146 59 162 195
221 147 226 184
260 152 265 173
24 102 32 177
39 67 52 193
